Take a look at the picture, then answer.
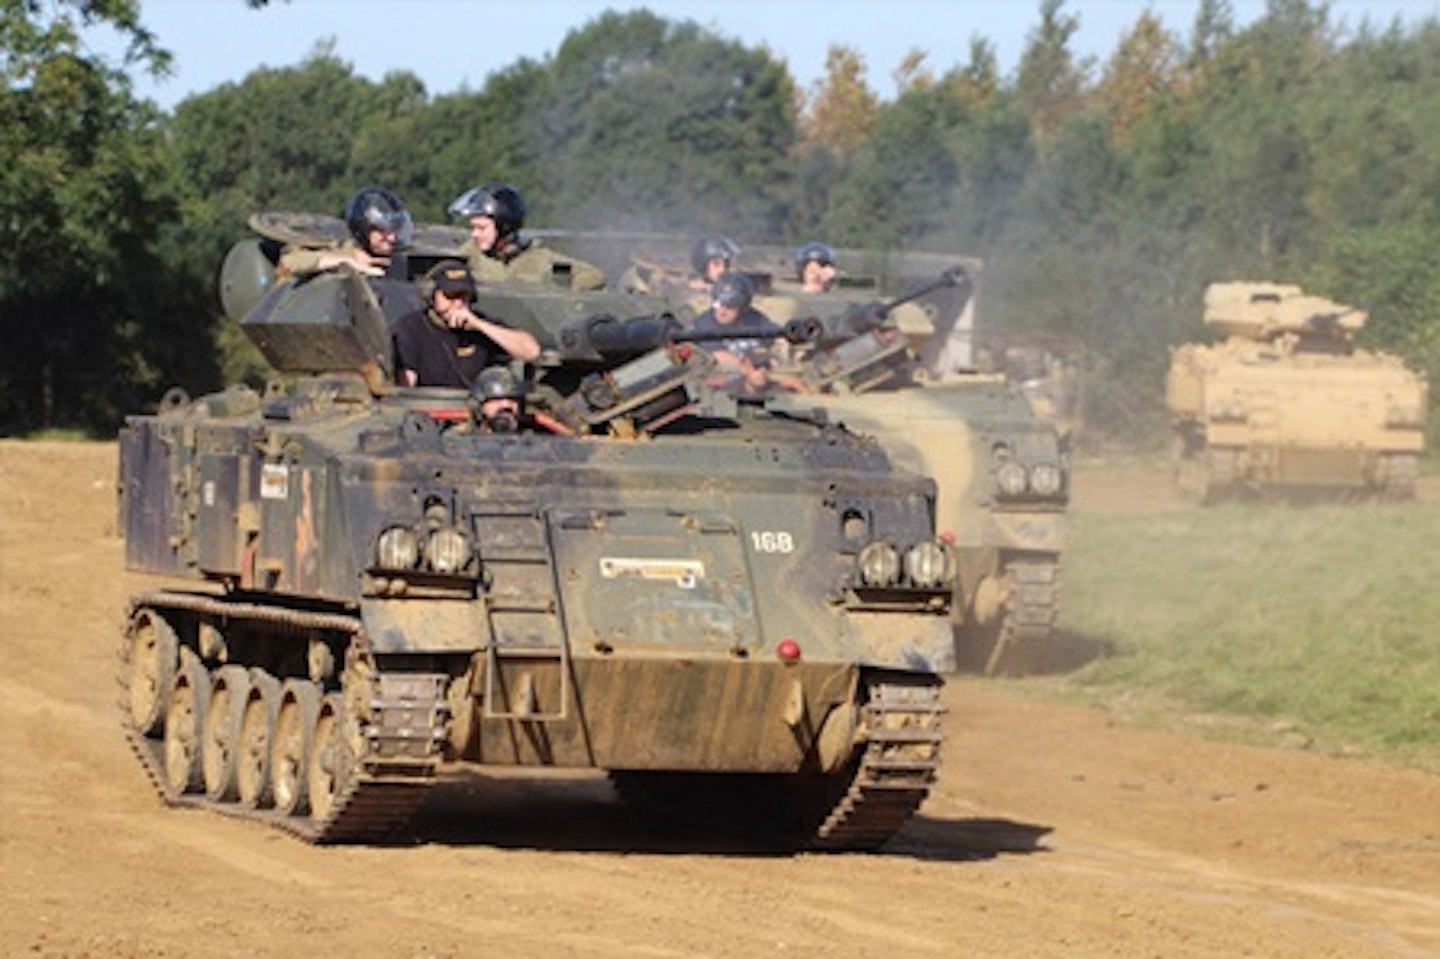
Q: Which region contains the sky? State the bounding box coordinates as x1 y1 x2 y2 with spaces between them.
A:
95 0 1439 111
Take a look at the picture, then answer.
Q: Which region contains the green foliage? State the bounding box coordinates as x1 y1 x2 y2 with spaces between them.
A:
0 0 212 435
1014 0 1091 142
419 59 549 219
3 0 1439 443
1060 496 1440 768
167 43 428 217
821 86 961 246
531 10 798 237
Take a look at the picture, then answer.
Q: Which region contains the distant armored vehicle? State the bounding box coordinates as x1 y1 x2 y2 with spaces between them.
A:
1167 282 1428 500
117 233 957 850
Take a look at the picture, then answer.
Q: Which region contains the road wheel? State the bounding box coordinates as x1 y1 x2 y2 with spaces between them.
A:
163 649 211 798
123 608 178 737
271 680 322 816
203 665 252 801
307 693 355 824
236 670 282 809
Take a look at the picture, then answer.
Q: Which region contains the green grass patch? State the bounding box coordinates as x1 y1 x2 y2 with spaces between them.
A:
1053 500 1440 770
22 428 96 442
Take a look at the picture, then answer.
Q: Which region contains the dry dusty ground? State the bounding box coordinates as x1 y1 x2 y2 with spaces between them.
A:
1 440 1437 959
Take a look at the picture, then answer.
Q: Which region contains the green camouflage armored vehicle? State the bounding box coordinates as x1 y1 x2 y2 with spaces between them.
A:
116 229 957 850
596 239 1069 676
1168 281 1428 501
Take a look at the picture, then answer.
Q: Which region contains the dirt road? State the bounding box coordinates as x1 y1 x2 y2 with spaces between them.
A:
1 441 1436 958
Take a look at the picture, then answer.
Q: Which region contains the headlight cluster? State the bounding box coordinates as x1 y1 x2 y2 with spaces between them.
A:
992 447 1066 500
855 539 955 589
373 499 475 575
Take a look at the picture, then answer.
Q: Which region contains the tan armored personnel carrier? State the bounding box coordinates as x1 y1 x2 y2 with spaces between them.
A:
596 237 1069 676
1167 281 1428 500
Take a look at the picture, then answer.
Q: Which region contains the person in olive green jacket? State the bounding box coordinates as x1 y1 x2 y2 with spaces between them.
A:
279 186 413 281
447 182 607 290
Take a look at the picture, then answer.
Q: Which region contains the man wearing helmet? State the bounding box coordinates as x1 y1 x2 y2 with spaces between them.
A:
691 272 793 397
617 233 738 305
471 365 526 434
688 235 741 292
391 259 541 389
471 365 575 436
448 182 606 291
690 271 777 366
280 186 413 280
794 241 839 293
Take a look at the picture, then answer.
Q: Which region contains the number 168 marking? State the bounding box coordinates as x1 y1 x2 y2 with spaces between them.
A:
750 530 794 554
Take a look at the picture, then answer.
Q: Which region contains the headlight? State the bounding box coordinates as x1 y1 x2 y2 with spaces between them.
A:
1029 462 1063 497
904 541 954 588
376 526 419 570
425 527 472 574
995 460 1028 496
856 541 901 587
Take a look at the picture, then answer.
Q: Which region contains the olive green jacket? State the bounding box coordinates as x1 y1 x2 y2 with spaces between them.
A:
463 239 607 291
278 238 361 277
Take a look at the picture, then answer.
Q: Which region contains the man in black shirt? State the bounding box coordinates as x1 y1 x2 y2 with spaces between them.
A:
691 271 792 397
391 260 540 388
691 272 780 368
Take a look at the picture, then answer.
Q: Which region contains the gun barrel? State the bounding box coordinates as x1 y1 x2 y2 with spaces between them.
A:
582 315 682 356
555 313 819 364
670 317 819 346
552 314 683 362
812 265 972 345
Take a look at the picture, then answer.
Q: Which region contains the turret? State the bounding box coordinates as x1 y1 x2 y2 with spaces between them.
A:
787 265 975 393
1203 281 1366 348
219 237 419 393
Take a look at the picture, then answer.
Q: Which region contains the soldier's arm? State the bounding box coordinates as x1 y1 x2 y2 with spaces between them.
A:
280 242 384 277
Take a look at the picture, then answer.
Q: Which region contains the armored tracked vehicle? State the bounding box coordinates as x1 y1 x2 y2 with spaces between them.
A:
1167 282 1428 501
117 236 957 850
604 240 1069 676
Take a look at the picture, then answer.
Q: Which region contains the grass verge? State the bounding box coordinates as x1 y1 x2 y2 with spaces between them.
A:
1049 497 1440 771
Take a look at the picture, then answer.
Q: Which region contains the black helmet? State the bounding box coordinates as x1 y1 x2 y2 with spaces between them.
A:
690 235 740 277
472 365 525 403
710 271 754 310
794 241 836 278
343 186 413 251
448 183 527 240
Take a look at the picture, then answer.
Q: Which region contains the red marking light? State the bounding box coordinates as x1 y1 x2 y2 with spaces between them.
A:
674 344 694 361
939 530 956 545
776 638 802 662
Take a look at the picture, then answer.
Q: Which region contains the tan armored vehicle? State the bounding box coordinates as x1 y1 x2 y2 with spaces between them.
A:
1167 281 1428 500
595 238 1069 676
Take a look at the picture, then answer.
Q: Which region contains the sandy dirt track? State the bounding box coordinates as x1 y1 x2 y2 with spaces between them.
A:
1 440 1437 958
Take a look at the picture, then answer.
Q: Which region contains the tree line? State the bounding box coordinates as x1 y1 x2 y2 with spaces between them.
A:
2 0 1438 443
